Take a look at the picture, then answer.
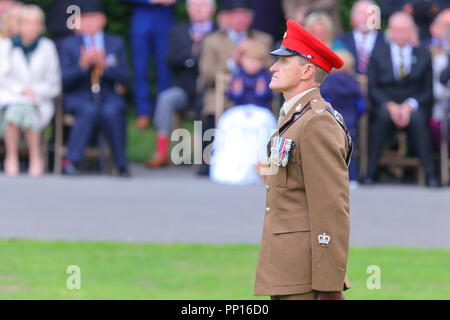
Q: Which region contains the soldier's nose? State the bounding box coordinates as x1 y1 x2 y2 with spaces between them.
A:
270 65 278 73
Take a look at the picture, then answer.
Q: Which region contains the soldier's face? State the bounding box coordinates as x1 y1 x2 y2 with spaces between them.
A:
269 56 303 92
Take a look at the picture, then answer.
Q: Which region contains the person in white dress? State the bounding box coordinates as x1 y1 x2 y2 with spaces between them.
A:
0 5 61 177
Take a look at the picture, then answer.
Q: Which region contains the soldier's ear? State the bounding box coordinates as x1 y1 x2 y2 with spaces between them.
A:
300 63 316 81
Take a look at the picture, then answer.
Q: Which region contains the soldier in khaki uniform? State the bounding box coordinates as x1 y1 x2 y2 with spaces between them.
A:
254 20 352 300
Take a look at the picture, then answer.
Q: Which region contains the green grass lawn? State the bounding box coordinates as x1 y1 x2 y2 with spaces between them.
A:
0 240 449 300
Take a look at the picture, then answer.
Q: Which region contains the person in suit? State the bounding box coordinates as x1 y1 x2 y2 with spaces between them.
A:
198 0 272 176
366 12 439 187
254 20 352 301
145 0 216 168
337 0 385 75
59 1 130 177
127 0 176 130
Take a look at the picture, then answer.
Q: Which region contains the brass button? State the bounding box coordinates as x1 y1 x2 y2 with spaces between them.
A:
265 185 269 192
265 207 270 214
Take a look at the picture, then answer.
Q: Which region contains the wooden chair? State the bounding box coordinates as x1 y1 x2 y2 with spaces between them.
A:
53 95 115 175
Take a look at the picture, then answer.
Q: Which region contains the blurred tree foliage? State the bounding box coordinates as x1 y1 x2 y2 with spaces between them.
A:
22 0 384 37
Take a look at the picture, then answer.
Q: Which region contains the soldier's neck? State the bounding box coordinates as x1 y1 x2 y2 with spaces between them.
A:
283 83 319 102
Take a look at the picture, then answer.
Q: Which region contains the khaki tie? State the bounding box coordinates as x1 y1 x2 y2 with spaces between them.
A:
278 108 286 126
399 49 408 78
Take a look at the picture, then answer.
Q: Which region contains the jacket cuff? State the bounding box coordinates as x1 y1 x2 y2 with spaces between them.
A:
311 250 347 292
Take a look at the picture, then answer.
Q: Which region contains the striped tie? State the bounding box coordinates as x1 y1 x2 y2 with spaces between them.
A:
358 37 369 74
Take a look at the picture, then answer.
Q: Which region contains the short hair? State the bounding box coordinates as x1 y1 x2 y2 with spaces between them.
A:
19 4 45 25
304 11 335 41
351 0 376 17
187 0 216 9
297 56 329 83
239 39 271 67
388 11 415 29
431 8 450 27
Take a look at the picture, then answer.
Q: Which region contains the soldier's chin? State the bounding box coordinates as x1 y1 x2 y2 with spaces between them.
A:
269 80 282 92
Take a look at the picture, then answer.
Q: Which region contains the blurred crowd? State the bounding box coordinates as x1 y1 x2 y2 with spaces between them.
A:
1 0 450 187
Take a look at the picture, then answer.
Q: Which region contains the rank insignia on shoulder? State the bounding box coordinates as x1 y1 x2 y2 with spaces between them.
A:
269 136 294 167
318 233 331 246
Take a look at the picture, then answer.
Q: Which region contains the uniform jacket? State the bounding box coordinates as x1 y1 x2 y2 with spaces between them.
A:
254 87 351 296
0 37 61 131
199 29 272 116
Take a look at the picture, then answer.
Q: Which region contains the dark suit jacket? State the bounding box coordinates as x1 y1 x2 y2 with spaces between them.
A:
368 42 434 118
59 33 129 112
166 22 217 101
337 31 385 74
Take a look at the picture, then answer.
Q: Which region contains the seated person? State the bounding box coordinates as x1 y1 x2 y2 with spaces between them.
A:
321 50 365 186
0 4 61 177
146 0 216 168
59 0 130 177
366 12 438 187
226 39 273 109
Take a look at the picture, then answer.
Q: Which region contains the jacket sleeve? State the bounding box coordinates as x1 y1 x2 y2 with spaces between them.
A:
59 39 90 90
166 25 195 70
301 113 350 292
102 37 130 85
411 50 433 112
0 40 25 95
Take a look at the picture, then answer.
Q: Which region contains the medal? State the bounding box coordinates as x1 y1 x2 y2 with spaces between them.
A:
269 136 294 167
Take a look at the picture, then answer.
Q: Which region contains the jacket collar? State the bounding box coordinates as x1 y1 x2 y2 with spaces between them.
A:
277 87 322 130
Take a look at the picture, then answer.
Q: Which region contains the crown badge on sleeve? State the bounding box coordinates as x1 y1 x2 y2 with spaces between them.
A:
318 233 331 247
